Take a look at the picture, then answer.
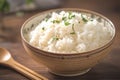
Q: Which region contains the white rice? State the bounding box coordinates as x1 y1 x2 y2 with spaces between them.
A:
29 11 113 53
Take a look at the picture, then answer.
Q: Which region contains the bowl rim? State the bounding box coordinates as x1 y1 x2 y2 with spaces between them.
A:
21 8 116 57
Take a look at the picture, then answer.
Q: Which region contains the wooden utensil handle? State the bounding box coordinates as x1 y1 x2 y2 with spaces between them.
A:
8 58 48 80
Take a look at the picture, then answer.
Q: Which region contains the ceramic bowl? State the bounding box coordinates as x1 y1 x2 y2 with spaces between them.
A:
21 8 116 76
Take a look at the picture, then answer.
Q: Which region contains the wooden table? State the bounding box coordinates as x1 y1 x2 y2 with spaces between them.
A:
0 0 120 80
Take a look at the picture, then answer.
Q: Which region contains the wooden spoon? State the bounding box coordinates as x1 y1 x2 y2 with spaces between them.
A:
0 48 48 80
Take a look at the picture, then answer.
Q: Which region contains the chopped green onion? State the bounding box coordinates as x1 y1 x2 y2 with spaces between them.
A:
45 18 49 22
64 21 70 26
69 15 75 19
68 12 72 19
70 24 75 34
62 17 67 20
52 36 59 42
68 12 75 19
71 15 75 17
70 32 75 34
52 20 60 23
81 14 88 23
31 24 34 28
90 19 93 21
69 12 72 16
42 27 45 30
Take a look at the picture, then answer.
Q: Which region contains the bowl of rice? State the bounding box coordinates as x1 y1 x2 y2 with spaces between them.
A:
21 8 116 76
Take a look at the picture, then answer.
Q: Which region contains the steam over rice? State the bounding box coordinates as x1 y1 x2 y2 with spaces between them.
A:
28 11 113 53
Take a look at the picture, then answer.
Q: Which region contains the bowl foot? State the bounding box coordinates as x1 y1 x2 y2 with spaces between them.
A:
49 68 91 76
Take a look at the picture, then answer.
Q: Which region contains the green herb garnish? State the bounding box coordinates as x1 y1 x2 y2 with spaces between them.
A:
52 36 59 42
71 15 75 18
70 32 75 34
81 14 88 23
68 12 75 19
31 24 34 28
64 21 70 26
62 17 67 20
42 27 45 30
45 18 49 22
90 19 93 21
70 24 75 34
52 20 60 23
69 12 72 15
69 15 75 19
68 12 72 19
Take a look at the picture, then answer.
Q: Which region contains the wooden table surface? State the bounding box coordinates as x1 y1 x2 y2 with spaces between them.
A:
0 0 120 80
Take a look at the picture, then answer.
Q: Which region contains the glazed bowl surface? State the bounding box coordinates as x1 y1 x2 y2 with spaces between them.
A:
21 8 116 76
